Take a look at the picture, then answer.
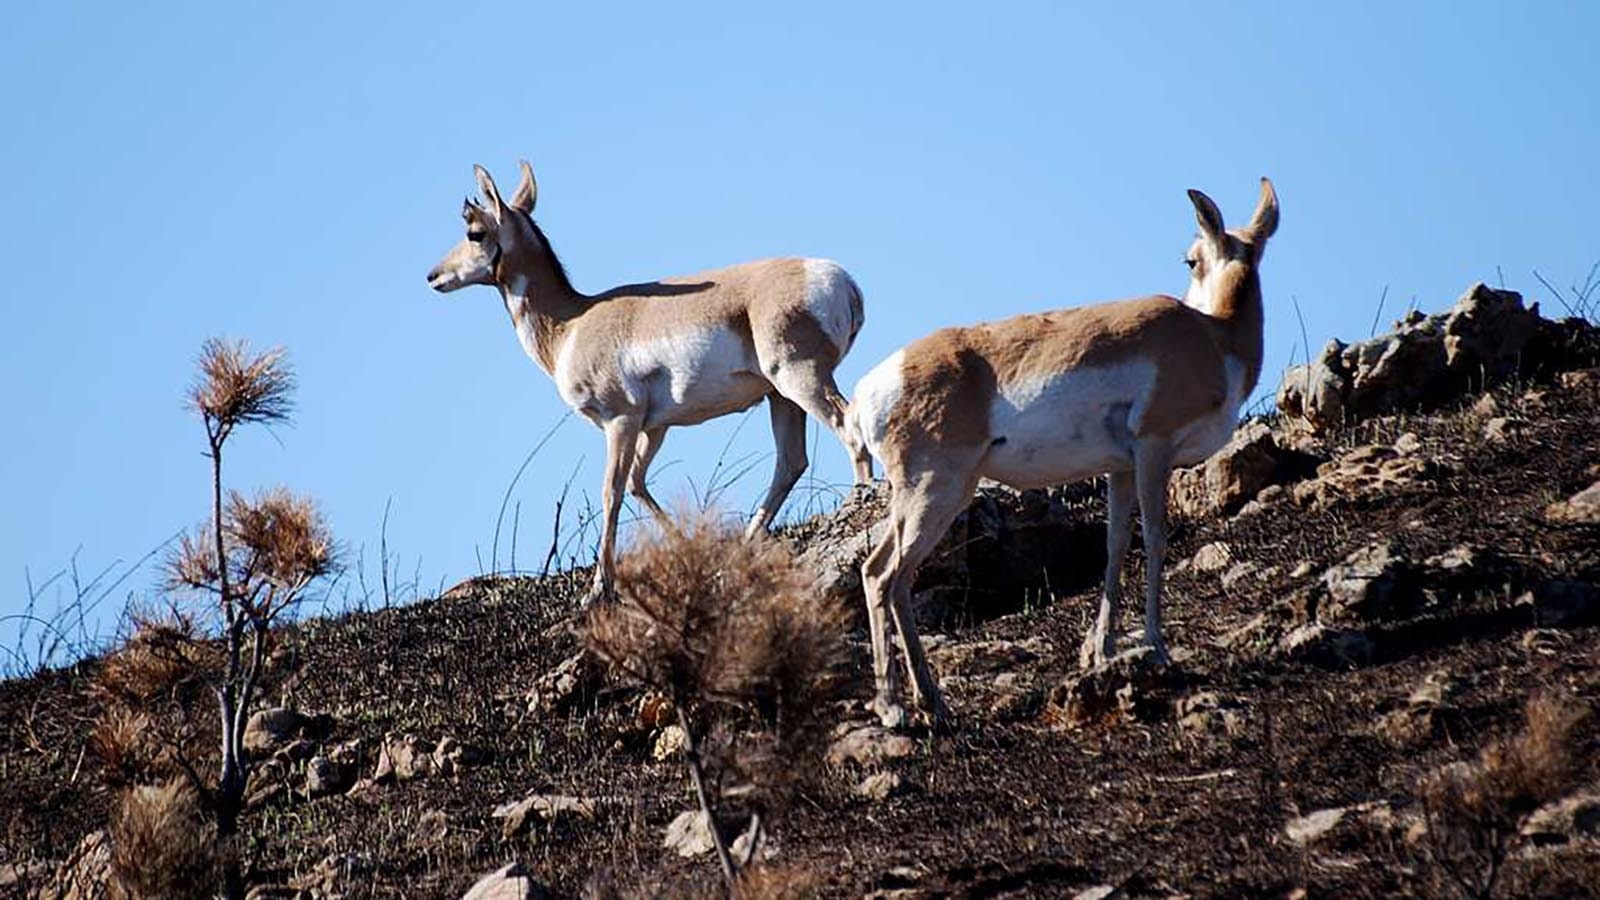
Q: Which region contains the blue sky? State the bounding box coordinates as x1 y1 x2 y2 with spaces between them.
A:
3 1 1597 664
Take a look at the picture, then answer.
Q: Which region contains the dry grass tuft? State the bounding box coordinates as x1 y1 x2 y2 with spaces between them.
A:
108 778 217 900
1421 691 1592 899
96 619 208 705
585 511 850 890
189 338 294 433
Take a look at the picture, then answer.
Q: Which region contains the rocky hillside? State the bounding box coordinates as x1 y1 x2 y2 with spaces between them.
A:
3 284 1599 899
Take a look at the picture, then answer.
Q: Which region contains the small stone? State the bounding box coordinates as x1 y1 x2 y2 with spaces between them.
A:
374 733 433 783
1290 561 1315 579
1394 432 1422 455
1545 482 1600 525
493 794 599 839
1482 416 1519 443
1072 887 1118 900
652 725 687 761
432 735 483 777
856 771 907 802
662 810 716 858
1286 807 1348 844
1220 561 1261 591
1175 691 1251 737
827 725 917 767
305 755 352 798
461 862 547 900
1189 542 1233 574
1279 623 1375 667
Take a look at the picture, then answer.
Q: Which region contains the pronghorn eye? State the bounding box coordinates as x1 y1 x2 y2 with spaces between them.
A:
1184 258 1198 270
467 231 486 243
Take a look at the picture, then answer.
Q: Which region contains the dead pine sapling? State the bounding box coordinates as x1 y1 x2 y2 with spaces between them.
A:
163 338 336 900
585 511 849 897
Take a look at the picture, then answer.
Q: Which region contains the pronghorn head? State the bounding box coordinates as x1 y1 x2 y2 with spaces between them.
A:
1182 178 1279 314
426 162 541 293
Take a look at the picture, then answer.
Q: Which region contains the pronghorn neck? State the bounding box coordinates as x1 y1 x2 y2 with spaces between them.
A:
497 236 588 376
1206 263 1266 396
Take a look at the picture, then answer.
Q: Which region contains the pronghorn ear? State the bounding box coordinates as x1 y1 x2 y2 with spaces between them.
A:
1244 177 1279 243
473 164 506 219
1188 189 1226 244
509 160 538 214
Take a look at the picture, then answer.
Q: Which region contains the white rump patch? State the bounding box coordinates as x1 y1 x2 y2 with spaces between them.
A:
849 349 905 462
802 258 861 357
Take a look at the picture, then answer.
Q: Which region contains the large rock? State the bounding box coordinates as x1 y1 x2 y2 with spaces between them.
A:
1045 648 1189 729
1168 422 1283 517
373 733 433 783
461 863 548 900
524 652 602 718
242 707 331 755
1316 542 1420 623
1279 283 1593 431
795 483 1106 623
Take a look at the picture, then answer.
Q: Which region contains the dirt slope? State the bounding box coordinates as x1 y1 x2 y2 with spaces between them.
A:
3 304 1599 899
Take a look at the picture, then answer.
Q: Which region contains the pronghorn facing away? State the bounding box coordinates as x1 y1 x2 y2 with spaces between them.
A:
427 162 872 605
850 180 1279 727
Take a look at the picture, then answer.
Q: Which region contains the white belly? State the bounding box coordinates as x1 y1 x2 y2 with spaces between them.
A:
979 361 1157 489
618 325 768 429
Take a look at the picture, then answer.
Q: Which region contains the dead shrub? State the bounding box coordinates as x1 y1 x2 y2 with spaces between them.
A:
1420 691 1591 899
108 778 217 900
585 511 849 894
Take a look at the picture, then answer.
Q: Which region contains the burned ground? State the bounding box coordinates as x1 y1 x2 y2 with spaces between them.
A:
3 363 1599 897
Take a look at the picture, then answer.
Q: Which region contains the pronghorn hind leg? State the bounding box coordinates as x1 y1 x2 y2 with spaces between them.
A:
1082 469 1136 670
584 416 643 609
629 427 674 531
1133 438 1177 664
745 395 809 537
770 361 873 486
881 468 977 727
860 526 904 728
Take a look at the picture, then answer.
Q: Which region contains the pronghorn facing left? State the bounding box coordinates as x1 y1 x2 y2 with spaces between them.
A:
427 162 872 606
850 179 1279 727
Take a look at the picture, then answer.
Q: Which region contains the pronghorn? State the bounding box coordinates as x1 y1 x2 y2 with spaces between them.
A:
850 179 1279 726
427 162 872 605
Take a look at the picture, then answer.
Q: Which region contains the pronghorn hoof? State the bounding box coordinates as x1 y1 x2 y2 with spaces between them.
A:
871 698 908 730
578 585 613 611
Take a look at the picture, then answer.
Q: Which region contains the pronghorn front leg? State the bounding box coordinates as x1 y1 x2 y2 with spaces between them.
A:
1081 470 1136 670
1134 439 1176 664
585 416 643 608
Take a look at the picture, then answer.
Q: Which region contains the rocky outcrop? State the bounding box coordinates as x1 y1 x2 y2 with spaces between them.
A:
798 484 1108 623
1168 422 1289 518
1278 283 1596 431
